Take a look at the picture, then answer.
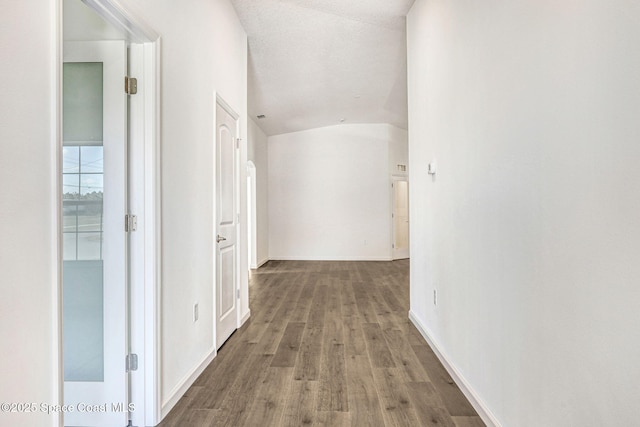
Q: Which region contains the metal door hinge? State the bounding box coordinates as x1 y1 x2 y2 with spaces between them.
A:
125 214 137 232
126 354 138 372
125 76 138 95
237 289 240 299
236 138 241 149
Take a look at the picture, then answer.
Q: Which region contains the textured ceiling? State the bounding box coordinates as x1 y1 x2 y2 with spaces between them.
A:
231 0 415 136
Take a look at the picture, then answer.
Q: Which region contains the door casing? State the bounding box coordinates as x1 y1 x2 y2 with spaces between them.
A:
214 94 242 349
391 176 410 260
55 1 161 426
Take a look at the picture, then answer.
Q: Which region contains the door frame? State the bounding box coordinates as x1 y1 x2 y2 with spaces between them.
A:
54 1 162 426
391 175 410 260
213 93 242 348
247 160 257 269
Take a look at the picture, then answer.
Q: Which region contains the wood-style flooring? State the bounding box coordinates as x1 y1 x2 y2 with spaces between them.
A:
158 260 484 427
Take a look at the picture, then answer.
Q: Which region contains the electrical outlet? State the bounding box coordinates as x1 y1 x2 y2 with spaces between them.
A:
193 303 199 322
433 290 437 306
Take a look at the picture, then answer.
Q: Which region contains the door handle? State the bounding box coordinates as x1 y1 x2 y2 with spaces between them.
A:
217 235 227 243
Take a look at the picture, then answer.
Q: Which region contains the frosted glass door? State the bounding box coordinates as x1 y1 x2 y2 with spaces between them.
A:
63 41 128 427
63 63 105 383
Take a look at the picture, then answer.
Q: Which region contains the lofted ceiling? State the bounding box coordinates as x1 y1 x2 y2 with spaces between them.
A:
230 0 415 136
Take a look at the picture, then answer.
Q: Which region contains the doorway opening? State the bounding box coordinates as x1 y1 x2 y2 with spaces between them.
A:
247 161 257 269
215 96 241 350
392 178 410 260
59 0 160 426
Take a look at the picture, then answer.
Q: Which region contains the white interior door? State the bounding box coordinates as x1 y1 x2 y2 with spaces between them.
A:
62 41 128 427
216 100 239 349
393 180 410 260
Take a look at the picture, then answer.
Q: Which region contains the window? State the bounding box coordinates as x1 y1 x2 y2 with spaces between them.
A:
63 145 104 260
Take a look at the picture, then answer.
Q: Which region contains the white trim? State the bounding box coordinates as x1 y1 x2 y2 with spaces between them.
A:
81 0 159 43
146 38 163 427
256 258 269 268
128 40 162 427
408 310 501 427
52 1 64 426
240 309 251 326
216 93 240 120
269 255 394 261
58 2 161 426
247 161 257 269
160 347 216 419
391 176 410 261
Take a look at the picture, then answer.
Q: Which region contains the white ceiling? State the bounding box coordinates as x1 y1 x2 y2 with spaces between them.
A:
230 0 415 136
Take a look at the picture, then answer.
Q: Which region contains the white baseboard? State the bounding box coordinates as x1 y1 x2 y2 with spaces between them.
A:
408 310 501 427
269 255 393 261
240 309 251 326
256 258 269 268
160 346 216 421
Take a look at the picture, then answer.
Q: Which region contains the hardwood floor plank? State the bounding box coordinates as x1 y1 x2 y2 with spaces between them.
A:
380 285 405 314
362 322 396 368
412 344 478 416
210 353 274 427
452 416 486 427
345 354 385 427
183 409 219 427
316 341 349 411
159 260 481 427
383 328 431 383
289 273 317 323
156 392 197 427
307 284 328 328
193 326 248 387
324 280 345 345
342 315 367 357
271 322 306 367
368 285 399 331
339 277 359 317
189 340 257 410
244 367 294 427
294 325 324 381
254 289 302 355
242 277 291 345
372 367 421 427
281 380 318 427
406 382 456 427
313 411 352 426
352 281 379 323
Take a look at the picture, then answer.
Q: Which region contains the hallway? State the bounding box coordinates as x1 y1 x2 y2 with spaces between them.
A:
158 260 483 427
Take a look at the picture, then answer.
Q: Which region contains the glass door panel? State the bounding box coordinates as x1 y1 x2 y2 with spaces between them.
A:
63 63 105 383
63 41 127 427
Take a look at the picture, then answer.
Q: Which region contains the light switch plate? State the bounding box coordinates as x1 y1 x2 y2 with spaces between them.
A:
428 161 437 175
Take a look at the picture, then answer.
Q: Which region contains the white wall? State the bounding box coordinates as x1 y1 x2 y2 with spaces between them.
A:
63 0 127 41
389 126 409 178
407 1 640 426
114 0 249 417
1 1 247 425
248 119 269 267
268 123 407 261
0 2 60 427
